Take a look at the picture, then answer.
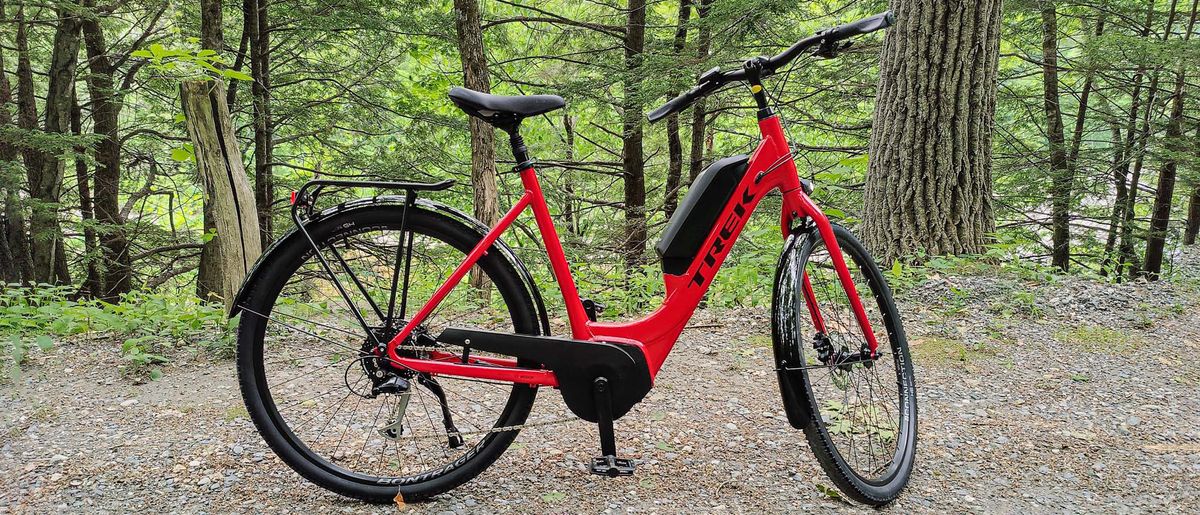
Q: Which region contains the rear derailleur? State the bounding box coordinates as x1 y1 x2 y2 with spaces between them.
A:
356 326 464 448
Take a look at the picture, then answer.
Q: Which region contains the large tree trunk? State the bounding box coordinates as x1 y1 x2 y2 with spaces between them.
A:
71 95 102 297
181 81 263 310
863 0 1002 263
453 0 500 291
249 0 274 247
197 0 228 299
663 0 691 219
622 0 648 269
28 4 82 284
1141 0 1198 279
687 0 713 184
82 3 132 300
1040 0 1071 271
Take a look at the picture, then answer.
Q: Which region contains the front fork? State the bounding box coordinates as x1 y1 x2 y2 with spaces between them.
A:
781 189 880 358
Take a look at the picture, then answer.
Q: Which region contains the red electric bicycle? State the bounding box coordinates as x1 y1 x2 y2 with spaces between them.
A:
234 11 915 507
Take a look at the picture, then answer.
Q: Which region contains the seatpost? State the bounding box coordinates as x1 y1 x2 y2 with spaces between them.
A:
506 128 533 170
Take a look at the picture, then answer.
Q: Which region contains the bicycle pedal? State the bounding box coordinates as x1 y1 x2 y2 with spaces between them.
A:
590 455 636 477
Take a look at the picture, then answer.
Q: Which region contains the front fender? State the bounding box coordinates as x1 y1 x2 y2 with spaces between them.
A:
228 196 552 337
771 225 817 429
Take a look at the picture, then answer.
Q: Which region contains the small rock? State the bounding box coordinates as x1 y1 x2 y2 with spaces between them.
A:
120 399 139 407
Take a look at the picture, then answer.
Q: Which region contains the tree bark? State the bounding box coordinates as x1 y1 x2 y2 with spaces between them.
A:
663 0 691 219
28 3 82 283
1100 123 1127 275
622 0 648 268
863 0 1002 263
0 0 33 284
563 111 581 236
1141 0 1198 279
1040 0 1071 271
197 0 228 301
82 2 132 300
1185 184 1200 245
200 0 224 51
1117 0 1176 279
453 0 500 291
687 0 713 184
181 81 263 310
71 94 102 297
249 0 274 247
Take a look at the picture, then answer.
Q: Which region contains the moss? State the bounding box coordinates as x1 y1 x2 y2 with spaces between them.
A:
1053 326 1143 355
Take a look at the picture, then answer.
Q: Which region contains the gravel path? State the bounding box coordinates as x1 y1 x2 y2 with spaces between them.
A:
3 249 1199 513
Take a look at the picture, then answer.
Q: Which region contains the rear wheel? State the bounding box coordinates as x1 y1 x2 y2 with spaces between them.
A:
772 224 917 506
235 204 540 503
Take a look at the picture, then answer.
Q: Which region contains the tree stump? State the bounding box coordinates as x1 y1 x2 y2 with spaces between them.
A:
181 81 262 311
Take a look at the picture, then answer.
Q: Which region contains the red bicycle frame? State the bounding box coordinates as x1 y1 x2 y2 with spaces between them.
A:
383 113 879 386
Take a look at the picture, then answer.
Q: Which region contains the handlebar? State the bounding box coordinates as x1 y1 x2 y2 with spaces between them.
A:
647 11 894 123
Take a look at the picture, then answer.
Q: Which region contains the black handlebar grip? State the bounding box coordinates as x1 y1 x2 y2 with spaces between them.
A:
826 11 894 41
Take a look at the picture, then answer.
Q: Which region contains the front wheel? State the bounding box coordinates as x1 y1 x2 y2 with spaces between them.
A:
772 223 917 506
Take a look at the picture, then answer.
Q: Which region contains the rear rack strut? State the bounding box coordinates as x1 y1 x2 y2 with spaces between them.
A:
287 178 456 347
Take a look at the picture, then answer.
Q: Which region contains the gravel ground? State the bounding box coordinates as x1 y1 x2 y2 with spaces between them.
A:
2 249 1199 513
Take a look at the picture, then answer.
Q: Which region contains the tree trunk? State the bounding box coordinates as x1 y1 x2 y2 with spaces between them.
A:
563 111 581 236
0 0 33 284
249 0 274 247
197 0 228 300
863 0 1002 263
1141 0 1198 279
1185 185 1200 245
663 0 691 219
1040 0 1071 271
1100 123 1127 275
622 0 648 269
200 0 224 50
1117 0 1176 279
453 0 500 291
687 0 713 183
71 94 102 297
82 3 132 300
181 81 263 310
28 4 82 284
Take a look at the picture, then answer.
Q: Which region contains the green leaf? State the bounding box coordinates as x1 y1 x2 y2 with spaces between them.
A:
130 49 154 59
222 69 253 81
540 491 566 503
173 113 186 123
170 147 192 162
149 368 163 381
34 335 53 351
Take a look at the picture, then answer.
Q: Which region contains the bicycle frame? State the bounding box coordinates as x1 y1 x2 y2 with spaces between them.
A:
383 113 879 386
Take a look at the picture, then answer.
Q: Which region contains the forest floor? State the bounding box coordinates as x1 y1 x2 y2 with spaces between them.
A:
2 249 1200 514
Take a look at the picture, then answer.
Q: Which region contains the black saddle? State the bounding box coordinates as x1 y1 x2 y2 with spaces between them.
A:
448 87 565 129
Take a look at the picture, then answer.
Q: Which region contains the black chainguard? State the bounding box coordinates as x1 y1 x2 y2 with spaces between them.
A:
589 377 636 477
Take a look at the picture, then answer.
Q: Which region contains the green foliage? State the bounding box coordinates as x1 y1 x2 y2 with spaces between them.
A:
0 285 235 380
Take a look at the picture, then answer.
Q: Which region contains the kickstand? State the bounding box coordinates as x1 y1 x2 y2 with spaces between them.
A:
590 377 635 477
